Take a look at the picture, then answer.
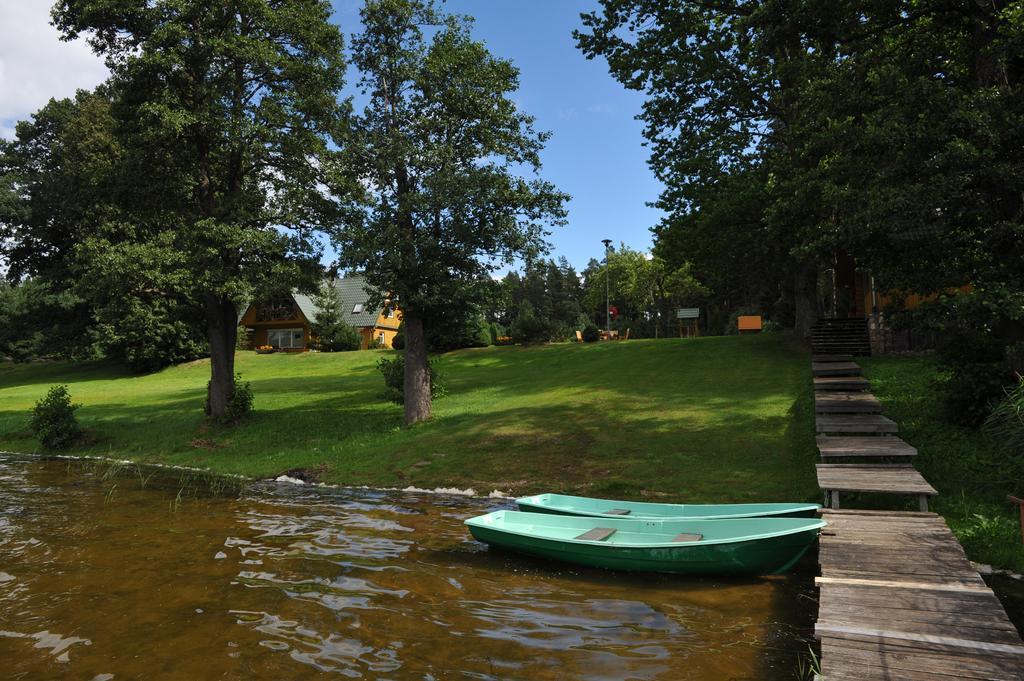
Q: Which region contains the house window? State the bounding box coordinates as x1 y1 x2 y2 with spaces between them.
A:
378 331 386 346
352 303 364 314
267 328 304 349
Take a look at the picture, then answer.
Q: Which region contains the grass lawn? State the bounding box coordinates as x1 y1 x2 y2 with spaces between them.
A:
860 355 1024 573
0 334 820 503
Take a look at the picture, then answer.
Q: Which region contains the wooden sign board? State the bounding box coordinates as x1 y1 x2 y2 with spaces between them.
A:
677 308 700 319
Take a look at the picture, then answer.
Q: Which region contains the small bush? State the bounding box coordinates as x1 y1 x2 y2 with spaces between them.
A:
30 385 82 450
936 332 1012 427
225 375 254 423
488 322 506 346
582 324 601 343
984 374 1024 463
208 374 254 424
317 323 362 352
377 354 445 404
510 301 552 345
392 322 405 350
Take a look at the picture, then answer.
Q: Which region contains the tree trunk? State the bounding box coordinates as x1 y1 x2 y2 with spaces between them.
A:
794 262 820 339
205 294 238 420
403 314 432 425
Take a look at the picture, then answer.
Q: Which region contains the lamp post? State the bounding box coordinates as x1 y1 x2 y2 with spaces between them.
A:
601 239 612 336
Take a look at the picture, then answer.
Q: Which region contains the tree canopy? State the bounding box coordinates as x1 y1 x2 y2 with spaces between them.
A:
49 0 349 417
331 0 569 424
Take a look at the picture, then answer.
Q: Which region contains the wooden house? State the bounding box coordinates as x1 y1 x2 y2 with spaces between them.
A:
239 275 401 351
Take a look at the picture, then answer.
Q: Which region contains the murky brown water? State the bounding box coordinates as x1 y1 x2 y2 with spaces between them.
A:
0 456 817 680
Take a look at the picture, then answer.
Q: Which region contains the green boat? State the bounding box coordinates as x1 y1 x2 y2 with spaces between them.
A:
465 510 825 575
516 493 820 520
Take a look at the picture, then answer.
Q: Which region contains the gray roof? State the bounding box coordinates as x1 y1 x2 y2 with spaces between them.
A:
329 275 388 328
242 275 394 329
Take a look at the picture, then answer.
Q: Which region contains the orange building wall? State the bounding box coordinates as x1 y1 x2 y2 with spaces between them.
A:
240 300 403 351
853 273 973 317
239 305 311 351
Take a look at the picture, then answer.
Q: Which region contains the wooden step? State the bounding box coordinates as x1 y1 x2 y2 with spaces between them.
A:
816 393 883 414
817 436 918 459
816 464 937 511
813 361 862 377
813 354 854 362
815 376 871 391
817 414 898 435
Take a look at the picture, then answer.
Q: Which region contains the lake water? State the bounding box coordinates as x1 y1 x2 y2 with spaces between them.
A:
0 455 817 680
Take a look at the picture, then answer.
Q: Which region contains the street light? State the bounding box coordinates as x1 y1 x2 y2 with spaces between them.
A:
601 239 612 336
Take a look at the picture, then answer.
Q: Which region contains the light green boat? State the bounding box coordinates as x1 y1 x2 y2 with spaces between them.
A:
465 510 825 576
516 493 820 520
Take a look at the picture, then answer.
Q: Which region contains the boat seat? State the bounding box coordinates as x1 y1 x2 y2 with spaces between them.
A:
605 509 631 515
672 533 703 542
575 527 616 541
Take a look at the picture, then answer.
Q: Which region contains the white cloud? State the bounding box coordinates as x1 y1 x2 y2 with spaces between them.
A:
0 3 108 139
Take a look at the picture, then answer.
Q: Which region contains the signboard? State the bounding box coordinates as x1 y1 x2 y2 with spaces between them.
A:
676 308 700 319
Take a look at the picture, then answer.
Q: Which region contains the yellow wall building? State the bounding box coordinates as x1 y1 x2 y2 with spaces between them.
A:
239 275 401 351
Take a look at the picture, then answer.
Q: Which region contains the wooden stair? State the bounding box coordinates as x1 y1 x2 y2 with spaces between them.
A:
815 393 882 414
811 318 871 357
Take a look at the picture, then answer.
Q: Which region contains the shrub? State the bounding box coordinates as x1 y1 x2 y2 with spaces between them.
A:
208 374 254 424
316 322 362 352
392 322 405 350
984 374 1024 461
488 322 506 346
582 324 601 343
310 282 362 351
510 301 552 345
936 332 1013 427
30 385 82 450
377 354 445 404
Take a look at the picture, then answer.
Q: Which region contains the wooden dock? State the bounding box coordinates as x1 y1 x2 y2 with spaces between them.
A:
816 414 899 435
816 509 1024 680
813 361 863 377
810 355 1024 679
815 392 882 414
814 376 871 391
817 464 937 511
817 436 917 460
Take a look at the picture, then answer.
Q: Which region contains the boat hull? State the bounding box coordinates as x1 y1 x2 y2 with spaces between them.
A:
515 494 820 520
466 512 823 576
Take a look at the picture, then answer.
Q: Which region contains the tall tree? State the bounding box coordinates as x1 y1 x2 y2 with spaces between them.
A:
52 0 348 418
331 0 568 425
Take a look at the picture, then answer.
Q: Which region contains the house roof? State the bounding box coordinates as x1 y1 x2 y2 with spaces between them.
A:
242 275 393 329
330 275 386 328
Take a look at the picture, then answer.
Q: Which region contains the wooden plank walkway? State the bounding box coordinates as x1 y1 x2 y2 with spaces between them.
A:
817 464 937 511
817 435 918 460
816 509 1024 681
814 376 871 391
813 354 854 363
813 361 863 377
815 392 882 414
817 414 899 434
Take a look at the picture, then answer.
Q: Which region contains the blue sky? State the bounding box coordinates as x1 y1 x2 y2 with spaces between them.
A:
0 1 664 273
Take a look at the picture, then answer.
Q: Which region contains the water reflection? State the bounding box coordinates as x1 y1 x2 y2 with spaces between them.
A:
0 456 815 679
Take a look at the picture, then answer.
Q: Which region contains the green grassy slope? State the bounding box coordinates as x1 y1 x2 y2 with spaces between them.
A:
860 355 1024 573
0 335 819 502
